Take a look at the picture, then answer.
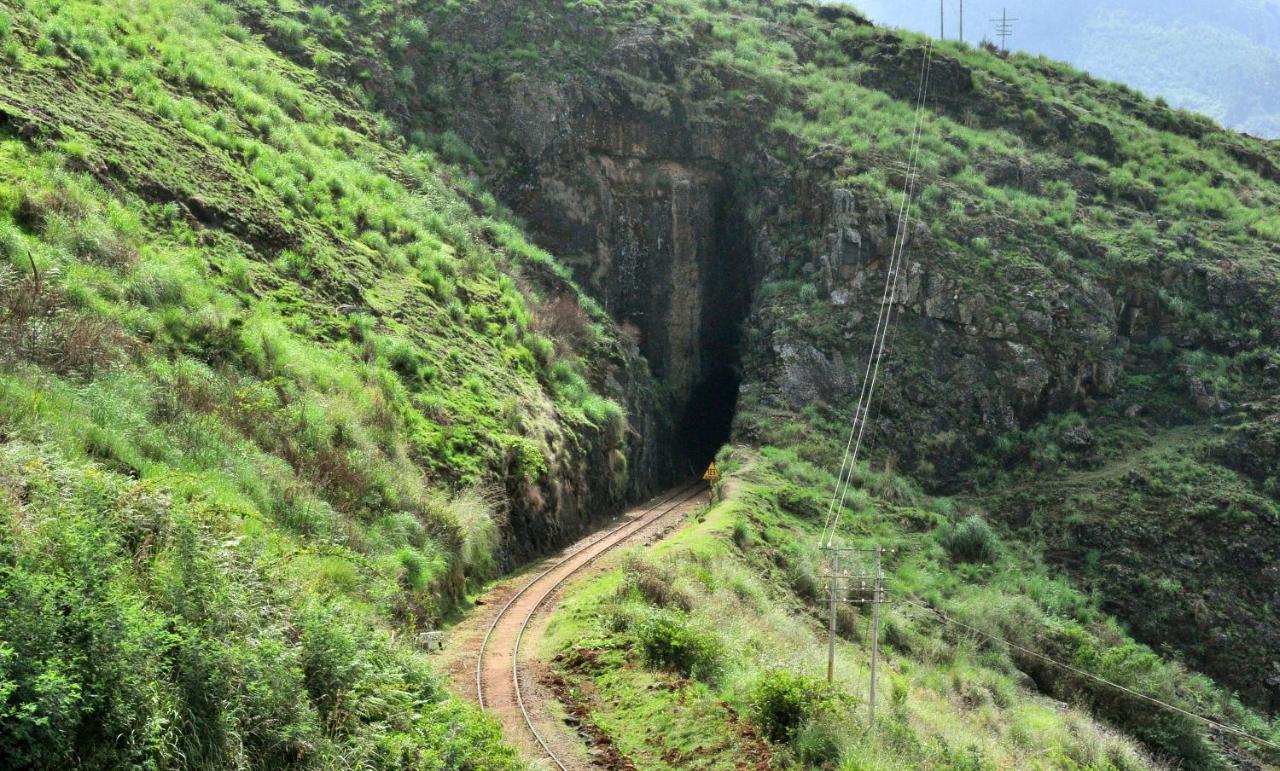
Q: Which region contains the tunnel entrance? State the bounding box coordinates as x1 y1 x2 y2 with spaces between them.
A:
671 187 754 474
676 362 741 472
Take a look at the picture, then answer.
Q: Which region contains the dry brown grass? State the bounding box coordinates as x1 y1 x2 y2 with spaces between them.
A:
532 292 592 355
0 260 129 377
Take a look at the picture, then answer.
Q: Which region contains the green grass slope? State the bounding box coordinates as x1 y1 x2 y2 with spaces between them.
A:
0 0 647 766
545 446 1280 769
4 0 1280 768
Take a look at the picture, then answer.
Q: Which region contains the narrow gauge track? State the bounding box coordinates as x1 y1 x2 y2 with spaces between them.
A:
475 482 707 769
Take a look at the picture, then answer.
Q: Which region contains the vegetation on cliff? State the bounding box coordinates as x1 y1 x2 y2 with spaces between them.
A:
1 0 1279 768
850 0 1280 138
0 0 637 766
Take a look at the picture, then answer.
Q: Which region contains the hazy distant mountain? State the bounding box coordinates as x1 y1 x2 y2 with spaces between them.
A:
846 0 1280 137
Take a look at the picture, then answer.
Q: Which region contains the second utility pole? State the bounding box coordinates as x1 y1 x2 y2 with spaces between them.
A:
827 549 839 682
869 546 882 727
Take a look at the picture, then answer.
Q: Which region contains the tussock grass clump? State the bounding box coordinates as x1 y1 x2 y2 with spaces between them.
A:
618 553 693 611
791 717 846 766
787 563 820 603
940 515 1002 564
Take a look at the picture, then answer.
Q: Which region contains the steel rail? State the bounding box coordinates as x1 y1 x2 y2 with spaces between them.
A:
475 482 706 769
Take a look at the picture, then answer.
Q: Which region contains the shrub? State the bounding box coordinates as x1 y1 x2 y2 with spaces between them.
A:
298 604 367 726
531 293 591 352
631 608 722 682
748 670 839 743
0 264 126 377
940 515 1001 564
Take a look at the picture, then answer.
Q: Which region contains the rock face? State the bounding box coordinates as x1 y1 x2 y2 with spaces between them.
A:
288 0 1280 488
429 31 770 475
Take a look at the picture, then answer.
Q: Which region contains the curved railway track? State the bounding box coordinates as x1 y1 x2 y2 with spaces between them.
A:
474 482 707 769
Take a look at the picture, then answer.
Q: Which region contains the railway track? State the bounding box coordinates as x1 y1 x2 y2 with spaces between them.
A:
474 482 707 769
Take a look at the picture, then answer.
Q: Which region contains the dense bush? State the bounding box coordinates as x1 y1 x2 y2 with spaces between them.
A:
748 670 840 743
0 445 522 769
940 515 1002 564
631 608 723 682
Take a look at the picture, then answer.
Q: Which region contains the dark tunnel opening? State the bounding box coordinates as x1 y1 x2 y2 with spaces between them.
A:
675 362 742 473
672 187 754 475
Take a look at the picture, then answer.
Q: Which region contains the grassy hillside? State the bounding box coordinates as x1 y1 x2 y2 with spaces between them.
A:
0 0 646 766
544 446 1279 769
3 0 1280 768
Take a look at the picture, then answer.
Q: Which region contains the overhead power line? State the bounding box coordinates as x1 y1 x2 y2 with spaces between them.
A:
817 39 933 727
899 598 1280 754
820 39 933 548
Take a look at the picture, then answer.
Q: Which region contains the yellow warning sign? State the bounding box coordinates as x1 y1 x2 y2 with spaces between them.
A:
702 462 721 483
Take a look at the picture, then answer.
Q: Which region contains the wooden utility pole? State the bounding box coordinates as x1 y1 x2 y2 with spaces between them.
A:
823 545 891 725
869 546 882 727
939 0 944 40
959 0 964 42
992 8 1017 52
827 549 839 683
